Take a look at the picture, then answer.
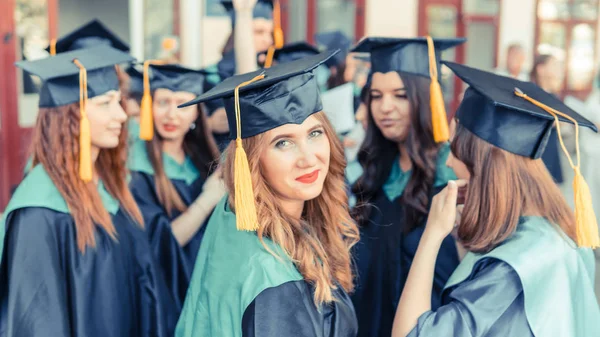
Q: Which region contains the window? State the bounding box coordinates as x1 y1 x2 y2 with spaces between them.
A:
281 0 365 44
536 0 599 95
144 0 180 62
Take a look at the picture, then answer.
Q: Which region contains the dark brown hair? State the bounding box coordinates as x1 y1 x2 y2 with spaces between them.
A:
31 103 144 253
352 73 441 231
146 101 220 216
451 123 576 253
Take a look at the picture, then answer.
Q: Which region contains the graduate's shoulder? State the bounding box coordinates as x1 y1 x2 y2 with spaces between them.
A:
4 165 70 216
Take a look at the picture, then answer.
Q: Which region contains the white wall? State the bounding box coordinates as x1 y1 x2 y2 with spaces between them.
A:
58 0 130 44
365 0 417 37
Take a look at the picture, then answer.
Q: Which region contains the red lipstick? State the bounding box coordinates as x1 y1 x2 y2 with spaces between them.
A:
296 170 320 184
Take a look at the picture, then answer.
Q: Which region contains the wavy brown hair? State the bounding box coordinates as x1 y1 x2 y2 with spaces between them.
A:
146 100 220 216
352 73 442 231
31 103 143 253
451 123 576 253
223 111 360 305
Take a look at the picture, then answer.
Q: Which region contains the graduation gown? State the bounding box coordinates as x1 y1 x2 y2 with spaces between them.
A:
128 140 208 311
351 144 459 337
407 216 600 337
0 165 177 337
176 197 358 337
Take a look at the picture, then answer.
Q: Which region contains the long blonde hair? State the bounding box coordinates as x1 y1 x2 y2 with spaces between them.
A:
224 111 360 305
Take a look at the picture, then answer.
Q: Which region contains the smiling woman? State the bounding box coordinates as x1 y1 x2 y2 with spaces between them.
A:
176 52 360 337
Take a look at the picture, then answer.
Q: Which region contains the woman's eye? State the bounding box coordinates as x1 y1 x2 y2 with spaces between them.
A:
395 94 408 99
309 129 324 138
370 94 382 100
275 139 292 149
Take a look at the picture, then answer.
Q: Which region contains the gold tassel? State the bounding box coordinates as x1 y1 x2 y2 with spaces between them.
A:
50 39 57 56
515 88 600 248
264 0 284 69
73 59 93 182
233 73 265 231
139 60 154 140
427 36 450 143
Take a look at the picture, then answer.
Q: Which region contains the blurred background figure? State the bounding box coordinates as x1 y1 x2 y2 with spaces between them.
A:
496 43 528 81
530 54 564 185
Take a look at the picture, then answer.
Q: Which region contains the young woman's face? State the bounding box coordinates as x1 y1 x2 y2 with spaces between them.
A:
253 18 274 53
370 72 411 143
87 90 127 149
152 88 198 143
259 115 330 203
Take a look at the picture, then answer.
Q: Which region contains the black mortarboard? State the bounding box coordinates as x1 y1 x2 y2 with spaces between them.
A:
16 45 134 182
444 61 597 159
150 64 207 96
270 42 320 64
315 31 351 67
180 50 336 139
351 37 465 76
179 50 337 232
16 45 134 108
446 61 600 248
126 65 144 97
46 19 129 54
221 0 273 26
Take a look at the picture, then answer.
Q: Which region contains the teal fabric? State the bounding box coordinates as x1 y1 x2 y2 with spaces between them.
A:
445 217 600 337
128 140 200 185
0 164 119 261
204 64 221 86
127 118 141 146
383 142 456 201
175 197 303 337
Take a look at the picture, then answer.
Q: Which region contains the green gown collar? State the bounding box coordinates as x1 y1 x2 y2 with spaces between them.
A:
0 165 119 260
445 216 600 337
128 139 200 185
383 142 456 201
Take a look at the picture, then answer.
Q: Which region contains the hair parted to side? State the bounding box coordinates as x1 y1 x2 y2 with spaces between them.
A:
146 101 220 217
31 103 144 253
223 111 360 305
451 123 576 253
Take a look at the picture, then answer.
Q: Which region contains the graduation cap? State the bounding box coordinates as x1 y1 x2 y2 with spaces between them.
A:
445 61 599 248
268 42 320 64
179 50 337 231
315 31 351 68
135 63 208 141
352 36 466 143
16 45 135 182
47 19 129 55
125 65 144 97
221 0 274 24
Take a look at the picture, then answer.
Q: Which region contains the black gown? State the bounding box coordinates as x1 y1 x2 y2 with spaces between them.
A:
351 146 459 337
242 281 358 337
129 169 208 312
0 207 178 337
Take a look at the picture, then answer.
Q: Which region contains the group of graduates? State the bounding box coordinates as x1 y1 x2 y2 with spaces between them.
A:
1 0 600 336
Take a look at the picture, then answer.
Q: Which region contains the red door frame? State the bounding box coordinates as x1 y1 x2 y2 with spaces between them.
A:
0 0 58 210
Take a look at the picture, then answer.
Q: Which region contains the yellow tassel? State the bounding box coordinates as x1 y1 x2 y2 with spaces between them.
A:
430 78 449 142
139 91 154 140
574 168 600 248
514 88 600 248
264 46 276 68
273 0 284 49
234 139 259 231
50 39 57 56
79 115 93 182
273 28 284 49
73 59 93 182
232 73 265 231
139 60 154 140
427 36 449 143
